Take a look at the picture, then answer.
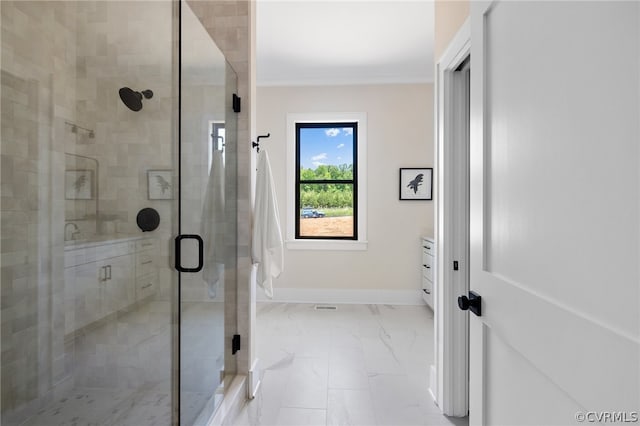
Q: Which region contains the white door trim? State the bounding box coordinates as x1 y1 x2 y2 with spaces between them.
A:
432 18 471 417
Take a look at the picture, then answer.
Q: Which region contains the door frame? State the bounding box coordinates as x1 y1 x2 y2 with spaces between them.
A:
432 18 471 417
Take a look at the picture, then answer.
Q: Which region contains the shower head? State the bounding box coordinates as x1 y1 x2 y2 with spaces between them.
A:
119 87 153 111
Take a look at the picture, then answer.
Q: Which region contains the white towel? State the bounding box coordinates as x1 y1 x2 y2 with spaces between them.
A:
252 149 283 298
201 150 225 298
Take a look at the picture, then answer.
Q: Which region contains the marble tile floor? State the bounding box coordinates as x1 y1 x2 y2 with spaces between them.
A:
233 303 469 426
18 300 223 426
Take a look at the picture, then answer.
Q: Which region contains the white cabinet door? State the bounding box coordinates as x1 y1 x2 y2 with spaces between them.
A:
469 2 639 424
102 255 135 315
65 261 103 333
65 254 135 333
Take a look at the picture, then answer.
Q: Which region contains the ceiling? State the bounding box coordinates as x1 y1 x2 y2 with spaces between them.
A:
256 1 435 86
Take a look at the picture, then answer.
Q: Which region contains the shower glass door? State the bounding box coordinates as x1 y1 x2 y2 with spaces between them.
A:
178 1 237 424
1 1 178 425
1 1 235 423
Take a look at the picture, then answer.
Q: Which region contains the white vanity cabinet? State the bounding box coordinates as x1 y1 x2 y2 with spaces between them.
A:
64 240 136 334
422 237 435 309
64 236 158 335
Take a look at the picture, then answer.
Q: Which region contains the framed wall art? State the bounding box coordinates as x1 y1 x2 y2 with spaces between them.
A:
399 168 433 200
147 170 173 200
65 170 94 200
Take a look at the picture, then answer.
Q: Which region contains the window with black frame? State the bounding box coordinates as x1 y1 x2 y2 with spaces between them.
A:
295 122 358 239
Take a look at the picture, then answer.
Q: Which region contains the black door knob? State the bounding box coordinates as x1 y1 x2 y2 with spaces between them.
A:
458 295 470 310
457 291 482 316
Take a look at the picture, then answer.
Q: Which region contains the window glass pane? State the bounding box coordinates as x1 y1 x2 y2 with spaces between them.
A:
299 126 354 181
299 183 354 238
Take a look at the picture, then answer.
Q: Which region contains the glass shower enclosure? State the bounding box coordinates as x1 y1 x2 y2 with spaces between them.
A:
0 1 237 424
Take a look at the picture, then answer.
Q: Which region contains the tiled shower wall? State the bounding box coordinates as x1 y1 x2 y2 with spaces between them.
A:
1 0 251 421
1 0 176 420
1 2 77 418
70 1 175 300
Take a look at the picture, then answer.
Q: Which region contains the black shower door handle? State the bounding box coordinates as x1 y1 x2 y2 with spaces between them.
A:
174 234 204 273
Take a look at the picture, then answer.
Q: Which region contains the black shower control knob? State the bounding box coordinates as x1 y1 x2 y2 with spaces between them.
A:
137 207 160 232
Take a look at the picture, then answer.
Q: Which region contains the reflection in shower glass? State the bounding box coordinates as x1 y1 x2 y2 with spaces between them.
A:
1 1 237 424
1 1 176 424
179 1 237 423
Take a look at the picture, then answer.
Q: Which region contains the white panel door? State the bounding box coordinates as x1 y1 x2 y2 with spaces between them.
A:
469 2 639 425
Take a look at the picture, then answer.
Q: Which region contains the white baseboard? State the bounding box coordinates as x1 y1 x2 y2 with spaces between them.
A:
205 375 246 426
429 364 439 410
248 358 261 399
256 287 425 305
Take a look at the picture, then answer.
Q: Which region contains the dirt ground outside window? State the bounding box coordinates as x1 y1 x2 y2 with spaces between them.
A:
299 216 353 238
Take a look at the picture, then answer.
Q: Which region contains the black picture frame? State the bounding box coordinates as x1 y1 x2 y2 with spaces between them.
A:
399 168 433 200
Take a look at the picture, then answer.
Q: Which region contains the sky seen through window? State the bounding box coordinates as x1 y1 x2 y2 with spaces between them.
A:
299 127 354 170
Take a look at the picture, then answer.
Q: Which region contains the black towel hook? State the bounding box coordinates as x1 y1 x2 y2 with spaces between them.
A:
252 133 271 153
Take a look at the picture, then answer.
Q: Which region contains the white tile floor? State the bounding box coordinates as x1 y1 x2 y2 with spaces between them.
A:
19 300 223 426
232 303 469 426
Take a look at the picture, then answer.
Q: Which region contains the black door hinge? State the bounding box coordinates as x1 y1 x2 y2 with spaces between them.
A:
232 334 241 354
453 260 459 271
232 94 241 113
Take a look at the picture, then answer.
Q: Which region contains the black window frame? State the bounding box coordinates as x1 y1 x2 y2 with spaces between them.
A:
295 122 358 240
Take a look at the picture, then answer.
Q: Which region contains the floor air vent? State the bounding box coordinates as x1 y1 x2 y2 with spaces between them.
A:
314 305 337 310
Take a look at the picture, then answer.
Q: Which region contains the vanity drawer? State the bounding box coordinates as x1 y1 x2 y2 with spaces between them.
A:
422 247 434 265
136 272 157 300
422 250 433 280
421 237 435 310
422 275 432 294
136 252 156 277
422 239 434 254
136 238 158 252
422 275 433 305
422 287 433 306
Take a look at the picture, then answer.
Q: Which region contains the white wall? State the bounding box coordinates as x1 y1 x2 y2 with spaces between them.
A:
256 84 433 303
434 0 469 61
